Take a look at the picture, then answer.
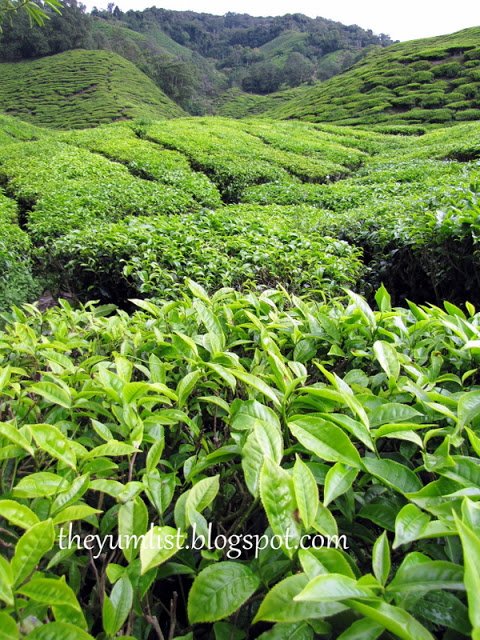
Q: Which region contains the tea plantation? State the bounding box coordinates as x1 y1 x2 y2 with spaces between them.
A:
0 50 184 129
1 50 480 640
218 26 480 127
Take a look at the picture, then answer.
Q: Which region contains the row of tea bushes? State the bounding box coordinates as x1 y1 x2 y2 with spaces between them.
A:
50 206 363 302
0 191 39 310
0 140 205 241
143 118 372 200
59 124 222 209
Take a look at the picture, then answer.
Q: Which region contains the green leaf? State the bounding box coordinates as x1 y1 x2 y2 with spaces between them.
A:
337 618 384 640
466 427 480 458
12 519 55 586
30 382 72 409
0 499 40 529
242 419 283 497
256 622 314 640
295 574 376 602
373 340 400 381
388 560 464 593
24 622 94 640
372 532 390 585
51 473 90 516
118 496 148 562
375 284 391 312
0 613 18 640
83 440 138 459
186 279 210 303
254 573 345 623
259 457 302 557
299 548 355 579
140 526 186 574
29 423 76 469
230 400 281 432
232 370 281 408
393 504 430 548
346 599 434 640
0 421 34 455
52 504 101 525
324 463 358 507
313 503 339 538
289 416 362 468
409 591 471 636
13 472 67 498
186 475 219 531
17 575 81 609
457 391 480 431
102 576 133 636
370 404 422 427
293 456 319 530
0 556 14 606
454 510 480 632
177 370 202 408
363 457 422 495
188 562 260 624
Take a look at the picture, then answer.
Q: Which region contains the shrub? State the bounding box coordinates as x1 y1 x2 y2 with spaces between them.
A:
1 283 480 638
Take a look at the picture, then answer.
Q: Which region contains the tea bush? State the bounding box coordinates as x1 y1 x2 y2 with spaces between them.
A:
143 118 372 200
59 125 222 209
0 140 201 241
0 192 40 310
217 27 480 126
0 50 184 129
1 284 480 638
51 207 363 302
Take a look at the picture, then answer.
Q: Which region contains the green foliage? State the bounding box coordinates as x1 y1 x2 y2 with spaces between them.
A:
0 191 40 309
52 207 362 301
0 49 184 129
1 114 480 309
1 284 480 637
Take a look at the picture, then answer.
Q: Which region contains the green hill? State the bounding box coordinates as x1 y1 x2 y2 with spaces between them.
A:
0 49 185 129
219 27 480 126
0 6 393 114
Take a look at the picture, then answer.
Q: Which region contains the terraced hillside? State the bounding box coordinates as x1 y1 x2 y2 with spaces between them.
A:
0 49 185 129
218 27 480 126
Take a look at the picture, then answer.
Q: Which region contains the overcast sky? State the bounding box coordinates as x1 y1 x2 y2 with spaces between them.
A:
84 0 480 42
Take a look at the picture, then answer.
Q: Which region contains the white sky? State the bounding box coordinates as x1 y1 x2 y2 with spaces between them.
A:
84 0 480 42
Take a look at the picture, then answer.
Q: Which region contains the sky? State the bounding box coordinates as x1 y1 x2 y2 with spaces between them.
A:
84 0 480 42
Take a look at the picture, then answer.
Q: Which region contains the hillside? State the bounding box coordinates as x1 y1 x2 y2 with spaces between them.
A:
96 9 392 100
0 4 394 113
0 49 185 128
219 26 480 126
89 18 226 112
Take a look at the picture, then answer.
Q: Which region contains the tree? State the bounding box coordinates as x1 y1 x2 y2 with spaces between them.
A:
241 61 283 94
283 52 315 87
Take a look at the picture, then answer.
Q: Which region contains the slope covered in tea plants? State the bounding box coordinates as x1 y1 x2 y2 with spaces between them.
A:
0 49 185 129
0 115 480 310
219 27 480 126
0 116 478 307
